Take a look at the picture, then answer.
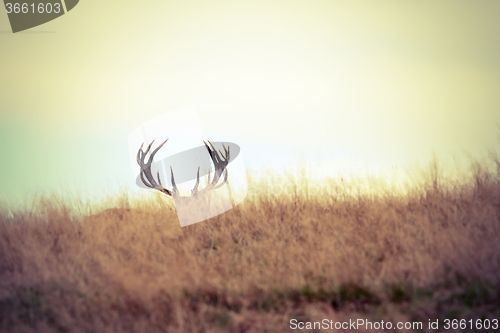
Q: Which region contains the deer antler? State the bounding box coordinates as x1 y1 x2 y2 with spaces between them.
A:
136 139 230 199
191 140 230 197
136 139 174 196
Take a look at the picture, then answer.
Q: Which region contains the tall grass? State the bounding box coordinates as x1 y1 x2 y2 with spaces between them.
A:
0 155 499 332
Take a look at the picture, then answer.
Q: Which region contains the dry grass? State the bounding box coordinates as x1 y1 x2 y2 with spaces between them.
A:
1 157 500 332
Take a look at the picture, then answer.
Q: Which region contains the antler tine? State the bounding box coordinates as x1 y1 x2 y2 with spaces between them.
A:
139 169 154 189
136 139 166 167
207 140 217 151
150 139 168 157
221 143 230 161
141 140 155 162
156 170 164 188
191 167 201 196
212 168 229 190
170 166 179 198
204 140 220 164
136 142 146 165
144 139 167 165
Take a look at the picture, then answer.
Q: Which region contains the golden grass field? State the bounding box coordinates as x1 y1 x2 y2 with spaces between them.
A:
1 156 499 333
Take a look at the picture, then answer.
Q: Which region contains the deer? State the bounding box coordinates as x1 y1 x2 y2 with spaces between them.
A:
136 139 233 226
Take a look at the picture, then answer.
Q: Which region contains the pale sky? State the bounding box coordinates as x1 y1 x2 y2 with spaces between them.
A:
1 0 499 205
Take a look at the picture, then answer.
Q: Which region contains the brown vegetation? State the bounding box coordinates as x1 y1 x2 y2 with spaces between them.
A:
1 157 499 332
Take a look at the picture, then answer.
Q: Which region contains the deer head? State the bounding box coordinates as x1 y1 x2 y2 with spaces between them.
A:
136 139 233 226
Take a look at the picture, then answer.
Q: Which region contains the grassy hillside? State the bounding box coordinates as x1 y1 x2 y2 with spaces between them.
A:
1 157 499 332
